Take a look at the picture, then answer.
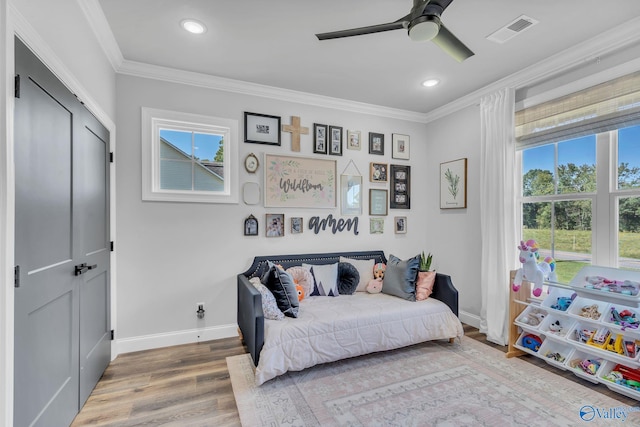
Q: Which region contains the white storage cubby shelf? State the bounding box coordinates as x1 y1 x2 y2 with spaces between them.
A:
510 265 640 401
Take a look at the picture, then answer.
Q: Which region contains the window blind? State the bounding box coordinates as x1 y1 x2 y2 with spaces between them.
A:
515 71 640 147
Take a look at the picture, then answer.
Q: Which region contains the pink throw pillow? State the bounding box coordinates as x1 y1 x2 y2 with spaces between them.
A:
415 271 436 301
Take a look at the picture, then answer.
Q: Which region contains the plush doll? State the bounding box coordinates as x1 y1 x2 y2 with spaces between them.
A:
366 263 386 293
512 239 557 297
295 283 305 301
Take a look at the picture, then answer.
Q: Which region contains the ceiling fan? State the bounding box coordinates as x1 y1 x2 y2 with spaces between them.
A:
315 0 474 62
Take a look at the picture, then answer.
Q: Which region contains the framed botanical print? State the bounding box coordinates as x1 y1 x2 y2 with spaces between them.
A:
370 218 384 234
313 123 328 154
329 125 343 156
244 112 281 145
390 164 410 209
369 132 384 155
440 158 467 209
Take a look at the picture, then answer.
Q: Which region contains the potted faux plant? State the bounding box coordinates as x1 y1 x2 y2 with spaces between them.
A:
416 252 436 301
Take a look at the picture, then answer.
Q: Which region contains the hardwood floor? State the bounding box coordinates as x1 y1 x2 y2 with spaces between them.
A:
71 324 637 426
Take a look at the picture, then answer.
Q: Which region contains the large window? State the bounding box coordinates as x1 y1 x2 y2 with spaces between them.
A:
142 108 238 203
519 125 640 283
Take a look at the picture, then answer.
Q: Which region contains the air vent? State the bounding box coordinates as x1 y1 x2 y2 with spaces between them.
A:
487 15 539 44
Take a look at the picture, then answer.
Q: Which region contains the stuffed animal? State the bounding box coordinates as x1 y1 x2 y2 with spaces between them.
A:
512 239 557 297
295 283 305 301
366 263 386 294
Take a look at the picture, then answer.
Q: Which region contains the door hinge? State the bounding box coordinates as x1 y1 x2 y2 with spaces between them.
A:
110 330 114 340
14 75 20 98
109 152 114 163
110 241 114 252
14 265 20 288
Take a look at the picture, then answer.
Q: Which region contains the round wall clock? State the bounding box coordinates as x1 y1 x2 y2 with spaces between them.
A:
244 153 259 173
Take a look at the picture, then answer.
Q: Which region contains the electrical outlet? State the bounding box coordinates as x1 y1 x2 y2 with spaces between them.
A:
196 302 205 319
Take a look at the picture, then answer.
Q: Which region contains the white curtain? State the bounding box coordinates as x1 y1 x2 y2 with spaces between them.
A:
479 88 517 346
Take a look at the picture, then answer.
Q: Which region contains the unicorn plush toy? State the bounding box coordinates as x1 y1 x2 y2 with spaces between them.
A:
512 239 557 297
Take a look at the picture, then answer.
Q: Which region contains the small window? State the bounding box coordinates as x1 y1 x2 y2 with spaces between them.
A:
142 108 238 203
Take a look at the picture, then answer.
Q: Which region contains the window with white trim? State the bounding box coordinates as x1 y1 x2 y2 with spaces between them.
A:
142 107 238 203
517 72 640 284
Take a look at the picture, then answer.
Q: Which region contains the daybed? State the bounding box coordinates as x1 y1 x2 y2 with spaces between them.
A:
237 250 464 385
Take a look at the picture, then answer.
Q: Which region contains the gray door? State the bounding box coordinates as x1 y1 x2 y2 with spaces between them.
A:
13 38 110 427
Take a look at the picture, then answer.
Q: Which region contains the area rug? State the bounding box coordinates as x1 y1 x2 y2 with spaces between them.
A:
228 337 637 426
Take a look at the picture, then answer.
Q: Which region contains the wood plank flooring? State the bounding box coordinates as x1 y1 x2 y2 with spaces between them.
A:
71 324 637 426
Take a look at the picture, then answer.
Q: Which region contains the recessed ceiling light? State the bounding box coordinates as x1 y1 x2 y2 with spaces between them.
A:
181 19 206 35
422 79 440 88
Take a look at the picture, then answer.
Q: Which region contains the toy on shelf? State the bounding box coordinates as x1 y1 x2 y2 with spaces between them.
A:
544 351 566 363
575 327 597 344
584 275 640 296
580 304 601 320
550 294 576 311
547 319 565 335
521 334 543 352
603 364 640 391
569 357 602 376
609 307 640 331
518 307 547 326
512 240 557 297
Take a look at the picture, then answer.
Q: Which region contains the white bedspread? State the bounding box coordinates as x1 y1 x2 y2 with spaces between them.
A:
255 292 464 385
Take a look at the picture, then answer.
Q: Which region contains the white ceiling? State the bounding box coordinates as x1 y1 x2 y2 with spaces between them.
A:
96 0 640 115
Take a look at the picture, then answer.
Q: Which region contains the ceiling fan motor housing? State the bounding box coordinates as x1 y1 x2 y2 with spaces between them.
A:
408 15 441 42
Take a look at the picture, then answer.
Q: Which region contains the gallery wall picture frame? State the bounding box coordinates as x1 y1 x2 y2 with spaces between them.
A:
244 214 259 236
392 133 410 160
264 154 337 208
440 158 468 209
390 164 411 209
291 217 303 234
329 125 343 156
370 218 384 234
265 213 285 237
394 216 407 234
369 188 388 216
244 112 281 145
341 174 362 215
347 130 361 150
369 162 388 183
313 123 328 154
369 132 384 155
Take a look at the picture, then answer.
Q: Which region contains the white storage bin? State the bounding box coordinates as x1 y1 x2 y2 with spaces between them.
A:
538 339 574 370
567 321 640 365
566 350 604 384
567 321 599 346
514 330 545 356
567 296 609 322
539 314 575 340
597 360 640 400
515 305 548 331
603 304 640 333
541 288 578 314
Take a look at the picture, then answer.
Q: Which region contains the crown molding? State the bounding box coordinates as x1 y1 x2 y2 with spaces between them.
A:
423 16 640 123
76 0 123 71
118 60 429 123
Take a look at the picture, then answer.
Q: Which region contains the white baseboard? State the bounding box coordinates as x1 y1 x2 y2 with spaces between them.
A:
115 324 238 355
459 310 481 329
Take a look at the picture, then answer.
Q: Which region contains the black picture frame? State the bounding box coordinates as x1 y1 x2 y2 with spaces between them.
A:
244 112 281 145
244 214 259 236
369 132 384 155
390 164 411 209
313 123 328 154
329 125 343 156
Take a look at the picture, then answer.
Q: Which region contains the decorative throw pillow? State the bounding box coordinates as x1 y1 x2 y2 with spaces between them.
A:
416 271 437 301
261 262 299 317
302 263 339 297
382 254 420 301
337 262 360 295
339 257 375 292
286 266 314 297
249 277 285 320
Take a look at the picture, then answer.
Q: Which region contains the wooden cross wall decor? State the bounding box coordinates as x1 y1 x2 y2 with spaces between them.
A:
281 116 309 152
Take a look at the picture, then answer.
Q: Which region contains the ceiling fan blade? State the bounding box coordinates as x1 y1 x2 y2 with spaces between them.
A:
431 23 474 62
316 21 405 41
